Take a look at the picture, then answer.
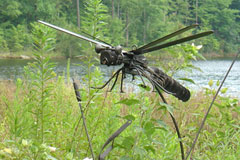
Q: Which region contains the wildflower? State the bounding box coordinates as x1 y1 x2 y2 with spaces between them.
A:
22 139 29 147
49 146 57 152
83 157 93 160
192 43 202 50
3 148 12 154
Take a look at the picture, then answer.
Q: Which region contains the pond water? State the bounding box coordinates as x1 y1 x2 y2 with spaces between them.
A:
181 60 240 97
0 58 239 97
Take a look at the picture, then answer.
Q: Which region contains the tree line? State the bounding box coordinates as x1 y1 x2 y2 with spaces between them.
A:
0 0 239 57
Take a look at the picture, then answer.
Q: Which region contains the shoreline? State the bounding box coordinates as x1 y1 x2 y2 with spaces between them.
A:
202 52 239 60
0 52 239 60
0 53 66 60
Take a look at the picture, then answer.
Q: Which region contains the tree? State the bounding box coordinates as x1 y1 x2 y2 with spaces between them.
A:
107 17 124 46
0 0 239 55
0 0 22 26
197 0 239 53
0 29 9 52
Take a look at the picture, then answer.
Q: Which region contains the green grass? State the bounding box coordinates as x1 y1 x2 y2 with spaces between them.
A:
0 74 239 159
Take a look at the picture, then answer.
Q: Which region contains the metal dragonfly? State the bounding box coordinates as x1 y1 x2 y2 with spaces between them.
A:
38 20 213 102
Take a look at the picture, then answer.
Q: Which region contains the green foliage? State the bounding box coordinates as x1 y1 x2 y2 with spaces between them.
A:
116 98 140 106
107 17 125 46
82 0 110 42
0 0 22 20
185 80 240 160
0 139 58 159
0 28 8 52
196 0 239 53
4 79 27 140
0 0 239 56
23 22 57 143
0 22 63 159
4 25 30 52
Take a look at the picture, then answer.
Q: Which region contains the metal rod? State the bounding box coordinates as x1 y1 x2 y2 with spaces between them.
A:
184 53 239 160
109 70 121 91
155 86 185 160
120 69 125 93
73 79 95 160
91 67 123 90
38 20 111 48
133 67 146 87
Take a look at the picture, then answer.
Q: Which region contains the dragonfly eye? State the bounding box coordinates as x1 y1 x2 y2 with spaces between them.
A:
115 45 122 55
95 44 106 53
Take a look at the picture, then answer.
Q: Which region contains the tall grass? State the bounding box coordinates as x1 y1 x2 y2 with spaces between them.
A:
0 77 239 159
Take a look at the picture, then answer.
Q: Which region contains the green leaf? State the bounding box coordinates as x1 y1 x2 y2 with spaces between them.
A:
123 115 135 121
121 136 135 150
214 102 224 109
138 84 151 91
231 124 240 129
216 131 225 138
221 88 228 94
155 119 168 130
143 121 155 137
158 102 174 115
208 80 214 87
188 126 196 131
120 156 132 160
178 78 195 84
135 126 144 133
66 152 73 160
144 145 156 154
115 98 140 106
134 147 147 158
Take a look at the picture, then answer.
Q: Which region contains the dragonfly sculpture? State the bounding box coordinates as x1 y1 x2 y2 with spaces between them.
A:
38 20 213 102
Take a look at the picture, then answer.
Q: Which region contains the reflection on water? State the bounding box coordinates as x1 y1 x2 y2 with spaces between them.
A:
0 58 239 97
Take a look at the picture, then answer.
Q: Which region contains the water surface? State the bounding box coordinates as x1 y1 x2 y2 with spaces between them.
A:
0 59 239 97
180 60 240 97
